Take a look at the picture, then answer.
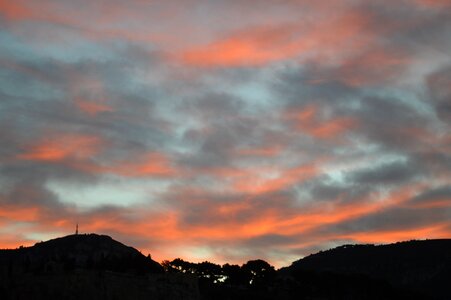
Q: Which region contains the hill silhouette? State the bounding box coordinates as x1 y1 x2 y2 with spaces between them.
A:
0 233 163 274
0 234 198 300
0 235 450 299
281 239 451 299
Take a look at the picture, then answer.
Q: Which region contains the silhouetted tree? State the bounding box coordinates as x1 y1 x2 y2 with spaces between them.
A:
164 258 196 274
242 259 276 287
222 263 246 286
197 261 222 283
161 260 174 272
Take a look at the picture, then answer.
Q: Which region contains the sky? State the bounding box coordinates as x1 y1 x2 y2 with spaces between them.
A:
0 0 450 268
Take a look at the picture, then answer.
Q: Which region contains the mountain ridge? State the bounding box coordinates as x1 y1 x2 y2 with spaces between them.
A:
1 235 450 299
281 239 451 299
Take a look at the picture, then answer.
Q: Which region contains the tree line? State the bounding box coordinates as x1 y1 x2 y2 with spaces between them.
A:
161 258 276 287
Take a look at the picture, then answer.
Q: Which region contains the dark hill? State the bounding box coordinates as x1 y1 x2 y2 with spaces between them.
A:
1 236 450 299
0 234 198 300
281 239 451 299
0 233 163 274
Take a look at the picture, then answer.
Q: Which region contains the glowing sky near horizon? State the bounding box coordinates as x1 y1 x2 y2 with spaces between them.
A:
0 0 450 267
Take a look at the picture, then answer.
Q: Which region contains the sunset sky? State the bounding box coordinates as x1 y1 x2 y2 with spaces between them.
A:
0 0 450 267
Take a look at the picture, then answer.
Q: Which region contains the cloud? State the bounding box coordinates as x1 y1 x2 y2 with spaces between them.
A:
345 160 419 186
17 133 103 162
415 0 451 8
178 7 375 68
285 104 358 139
427 65 451 124
74 99 113 116
408 186 451 209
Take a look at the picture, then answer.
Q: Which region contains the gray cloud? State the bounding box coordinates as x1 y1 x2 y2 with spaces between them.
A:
427 65 451 124
345 160 419 186
411 185 451 204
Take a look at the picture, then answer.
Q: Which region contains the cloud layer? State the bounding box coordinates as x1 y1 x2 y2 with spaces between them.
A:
1 0 450 267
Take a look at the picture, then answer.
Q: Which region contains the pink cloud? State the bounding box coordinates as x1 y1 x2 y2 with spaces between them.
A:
75 99 113 116
177 8 375 67
17 134 103 162
286 104 358 139
109 152 176 177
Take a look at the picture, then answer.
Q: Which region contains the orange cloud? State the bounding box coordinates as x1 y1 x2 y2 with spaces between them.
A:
273 185 419 236
123 185 432 265
184 212 278 241
0 234 35 249
0 184 446 268
0 0 31 20
341 223 451 244
311 118 357 138
14 134 176 179
75 99 113 116
287 104 357 138
13 134 177 177
180 26 300 67
110 152 175 177
0 206 40 222
178 9 373 67
17 134 103 162
0 0 83 30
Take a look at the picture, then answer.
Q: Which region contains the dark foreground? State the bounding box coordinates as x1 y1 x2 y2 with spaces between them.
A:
1 234 450 299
